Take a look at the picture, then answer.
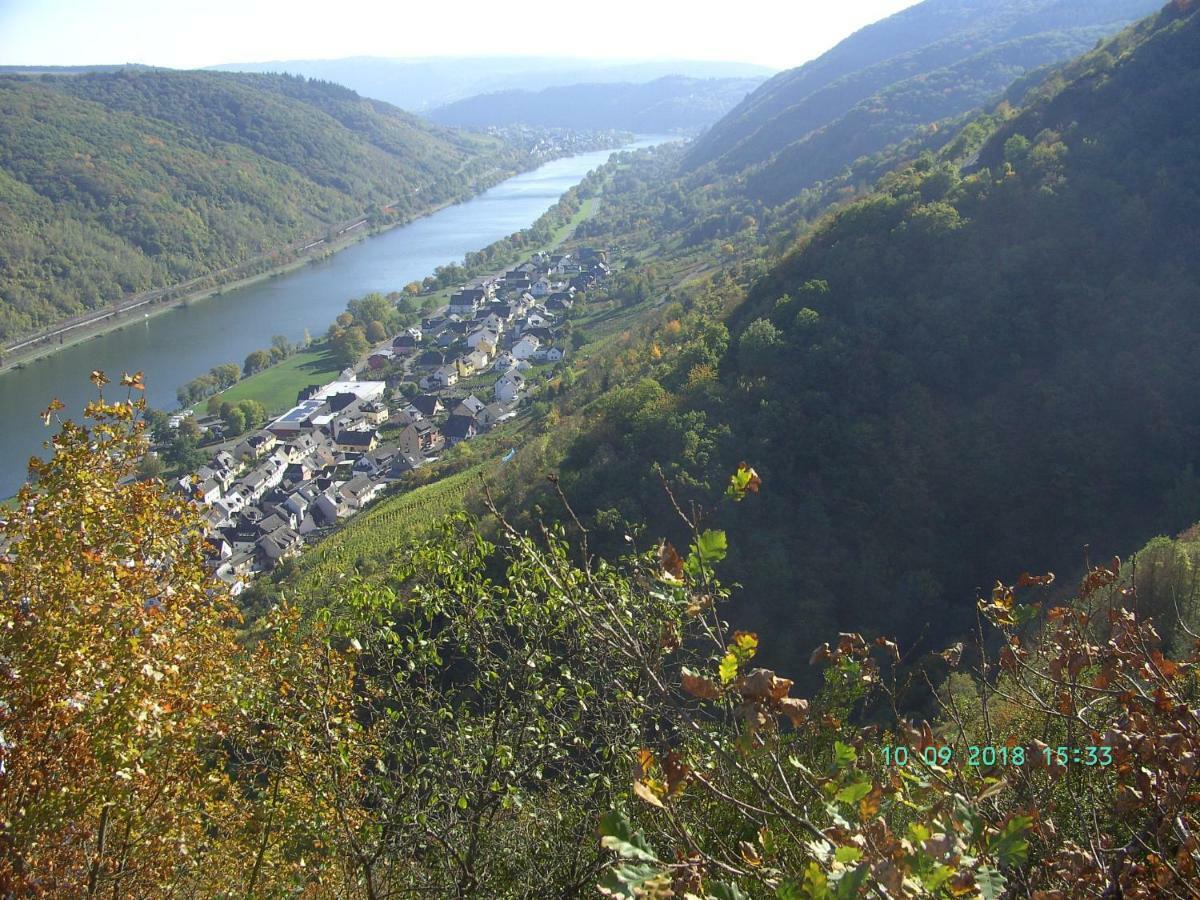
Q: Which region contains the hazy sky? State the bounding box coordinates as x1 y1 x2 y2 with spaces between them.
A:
0 0 921 71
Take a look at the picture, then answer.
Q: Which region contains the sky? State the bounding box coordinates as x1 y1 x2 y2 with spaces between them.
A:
0 0 921 71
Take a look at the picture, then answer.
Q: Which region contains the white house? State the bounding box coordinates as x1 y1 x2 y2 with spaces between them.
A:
512 335 540 360
531 277 552 298
494 372 525 403
463 349 490 372
492 352 517 373
467 328 499 351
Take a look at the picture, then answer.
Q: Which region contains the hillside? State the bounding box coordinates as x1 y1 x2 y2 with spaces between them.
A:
0 69 517 342
209 56 776 112
686 0 1163 200
426 76 763 133
476 1 1200 670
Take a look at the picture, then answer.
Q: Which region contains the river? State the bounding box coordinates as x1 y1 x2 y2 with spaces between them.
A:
0 136 673 499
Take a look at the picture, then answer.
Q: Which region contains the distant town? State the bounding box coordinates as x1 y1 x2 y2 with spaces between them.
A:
172 248 612 593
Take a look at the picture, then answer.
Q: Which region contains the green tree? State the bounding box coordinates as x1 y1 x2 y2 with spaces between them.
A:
243 349 271 376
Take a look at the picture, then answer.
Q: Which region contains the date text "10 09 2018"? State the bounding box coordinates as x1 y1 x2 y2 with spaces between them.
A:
880 745 1113 767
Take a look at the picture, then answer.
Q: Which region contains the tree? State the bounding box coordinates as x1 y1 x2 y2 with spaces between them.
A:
243 349 271 376
237 399 266 429
366 319 388 343
404 281 422 296
332 325 369 368
0 373 244 895
222 405 247 436
211 363 240 388
737 317 781 376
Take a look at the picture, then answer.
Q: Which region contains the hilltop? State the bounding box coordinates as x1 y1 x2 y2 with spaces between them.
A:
426 76 764 134
686 0 1163 203
0 69 521 343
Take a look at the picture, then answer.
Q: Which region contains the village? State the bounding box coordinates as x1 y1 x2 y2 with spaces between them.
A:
176 247 611 595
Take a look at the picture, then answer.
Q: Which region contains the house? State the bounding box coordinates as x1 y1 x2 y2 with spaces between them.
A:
511 335 541 360
478 401 517 429
453 395 487 418
431 364 459 389
399 420 444 458
467 328 499 351
492 352 517 373
543 346 565 362
354 447 397 478
392 333 420 353
494 372 525 403
233 431 278 462
361 401 389 426
449 287 485 316
339 474 385 510
367 349 395 370
462 348 490 373
314 486 350 525
258 527 302 566
284 433 320 463
408 395 444 419
334 429 379 454
442 414 479 446
531 276 552 298
416 350 446 370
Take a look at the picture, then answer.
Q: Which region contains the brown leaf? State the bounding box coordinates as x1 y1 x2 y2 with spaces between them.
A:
809 642 832 666
1018 571 1056 587
681 670 721 701
859 782 883 819
90 369 109 388
633 747 656 780
658 540 684 581
664 751 690 795
737 668 793 701
778 697 810 727
939 642 963 668
633 779 665 808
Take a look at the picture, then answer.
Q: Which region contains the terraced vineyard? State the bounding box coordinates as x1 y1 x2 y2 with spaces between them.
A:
285 462 494 595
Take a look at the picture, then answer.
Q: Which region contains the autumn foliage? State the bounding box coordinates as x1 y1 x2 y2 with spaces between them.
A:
1 385 1197 898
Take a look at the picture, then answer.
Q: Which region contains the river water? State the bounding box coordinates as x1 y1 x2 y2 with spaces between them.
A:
0 136 671 498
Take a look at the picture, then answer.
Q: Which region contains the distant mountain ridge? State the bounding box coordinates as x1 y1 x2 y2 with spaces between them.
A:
0 69 517 342
208 57 776 112
687 0 1165 203
426 76 764 133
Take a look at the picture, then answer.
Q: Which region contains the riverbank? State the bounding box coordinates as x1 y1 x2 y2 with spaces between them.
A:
0 139 628 376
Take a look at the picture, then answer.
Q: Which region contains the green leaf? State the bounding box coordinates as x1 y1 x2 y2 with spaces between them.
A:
719 651 740 685
907 822 931 844
988 814 1032 868
686 529 728 576
598 862 671 899
775 881 803 900
598 810 660 863
834 779 871 805
922 864 955 892
833 865 869 899
833 846 862 864
709 883 750 900
976 864 1007 900
832 740 857 770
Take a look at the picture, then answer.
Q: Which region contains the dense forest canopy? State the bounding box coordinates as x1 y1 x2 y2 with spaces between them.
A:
685 0 1163 204
0 69 516 342
464 2 1200 677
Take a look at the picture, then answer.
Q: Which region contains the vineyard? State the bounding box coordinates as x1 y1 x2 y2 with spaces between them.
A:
285 462 495 595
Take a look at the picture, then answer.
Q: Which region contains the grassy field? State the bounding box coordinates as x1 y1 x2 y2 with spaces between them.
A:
197 345 343 416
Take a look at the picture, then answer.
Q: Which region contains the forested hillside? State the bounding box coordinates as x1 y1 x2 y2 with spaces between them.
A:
0 70 516 342
426 76 764 133
686 0 1163 202
475 1 1200 671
